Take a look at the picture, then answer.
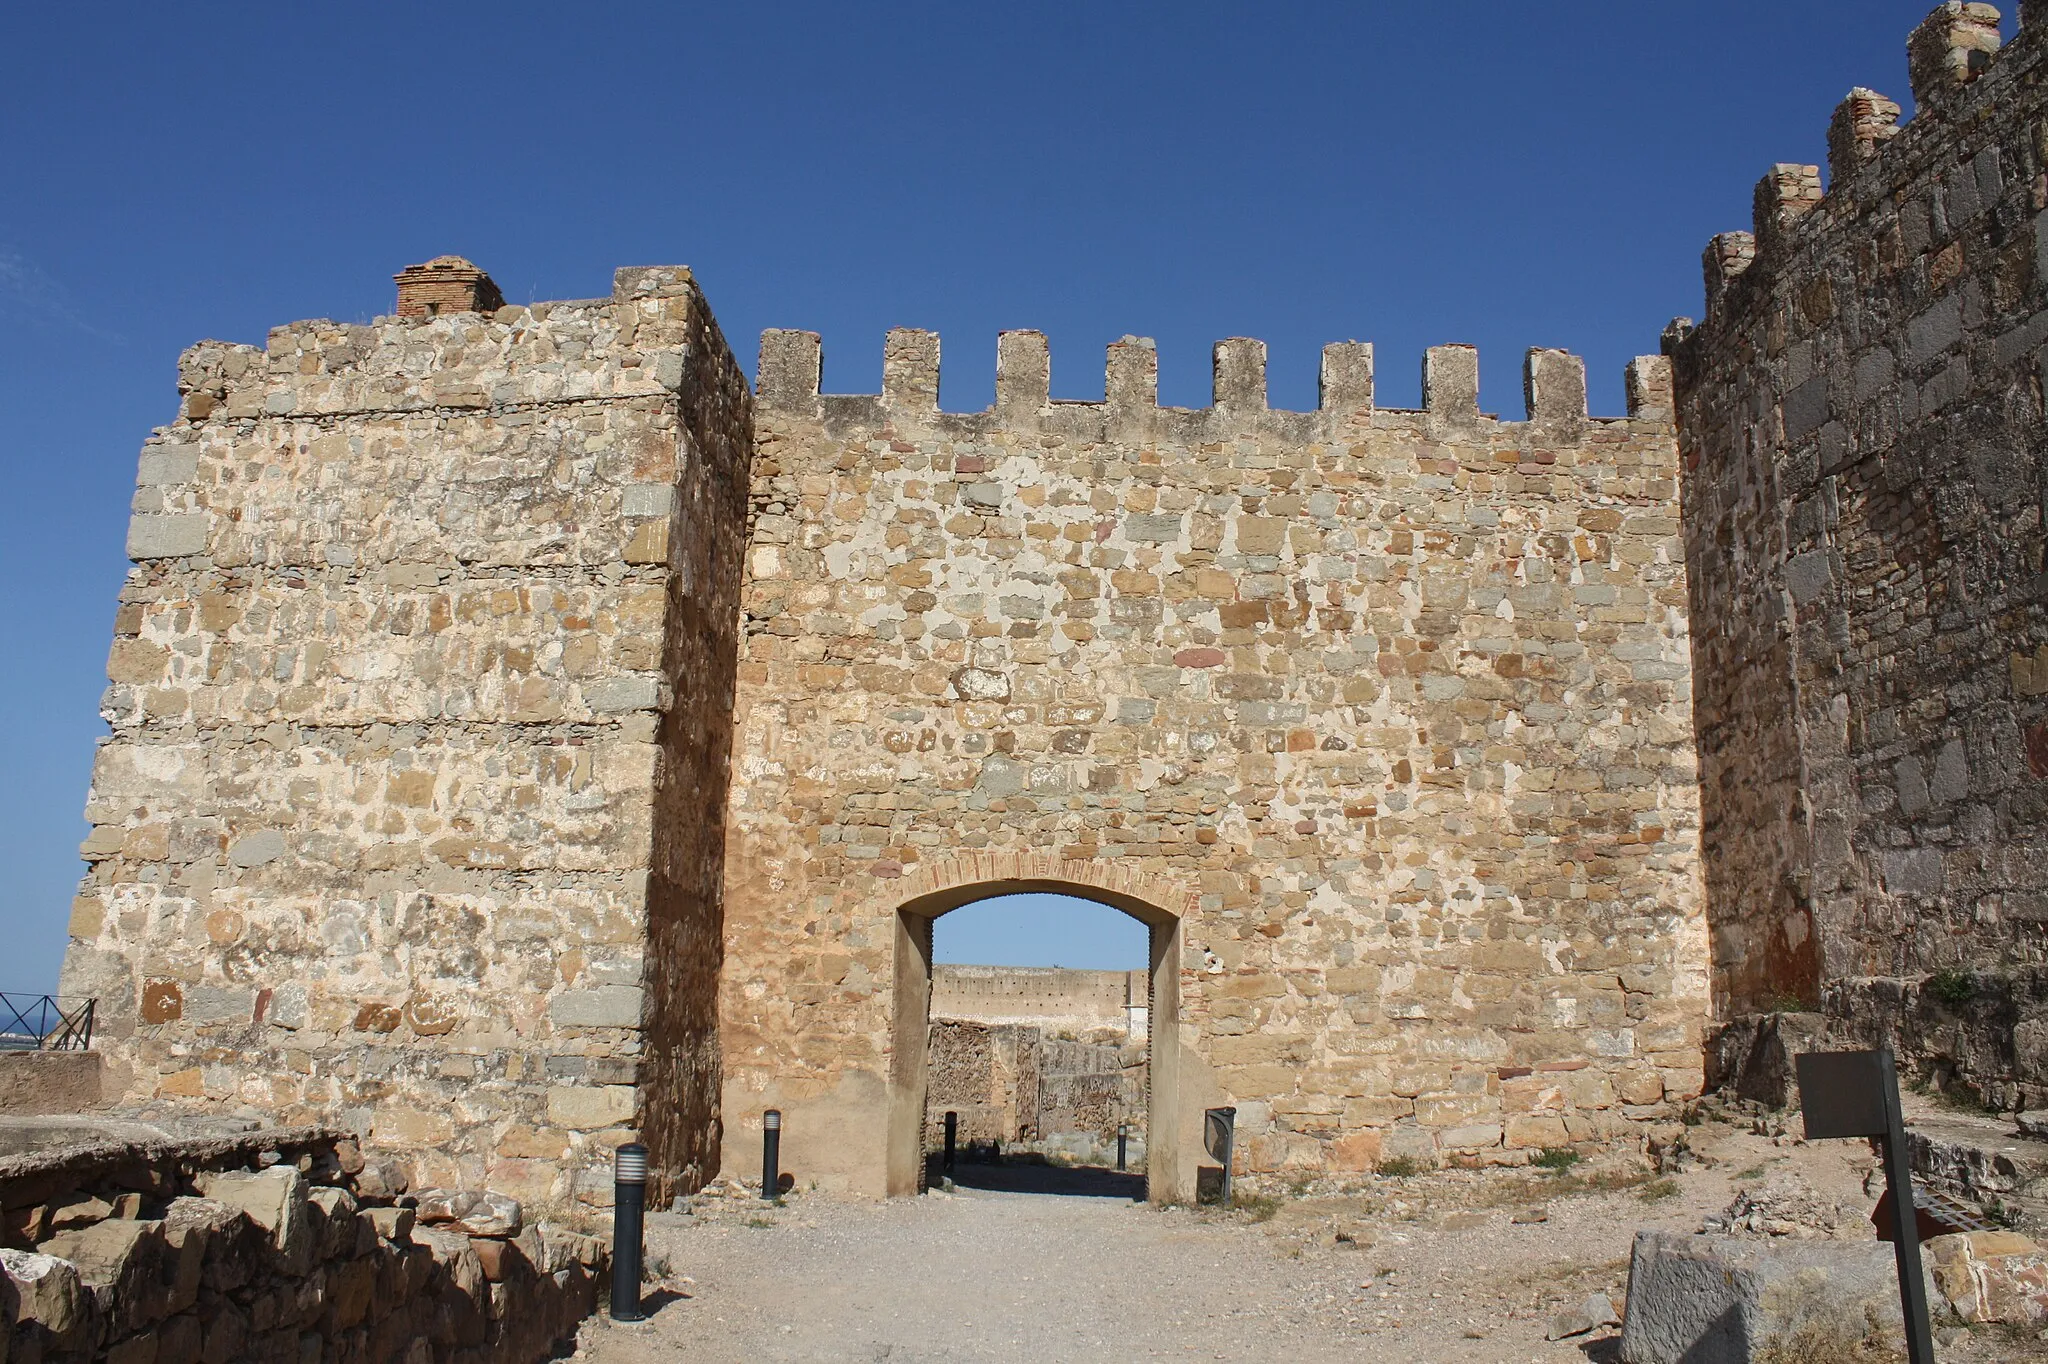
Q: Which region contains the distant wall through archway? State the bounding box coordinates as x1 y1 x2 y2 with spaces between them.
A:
889 871 1188 1200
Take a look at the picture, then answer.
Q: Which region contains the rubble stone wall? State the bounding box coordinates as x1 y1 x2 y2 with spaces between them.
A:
921 1022 1138 1151
1672 3 2048 1103
922 1021 1040 1146
59 266 751 1210
0 1127 601 1364
724 326 1708 1195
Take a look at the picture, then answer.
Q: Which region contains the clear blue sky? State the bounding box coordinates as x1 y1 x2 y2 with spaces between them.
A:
0 0 1988 991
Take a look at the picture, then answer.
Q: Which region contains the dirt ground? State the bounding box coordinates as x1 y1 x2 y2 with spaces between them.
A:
572 1111 2048 1363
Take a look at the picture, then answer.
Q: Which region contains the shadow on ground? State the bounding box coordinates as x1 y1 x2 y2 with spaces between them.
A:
933 1158 1146 1200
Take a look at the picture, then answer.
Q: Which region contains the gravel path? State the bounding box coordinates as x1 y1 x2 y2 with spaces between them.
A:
577 1180 1621 1363
573 1118 2048 1363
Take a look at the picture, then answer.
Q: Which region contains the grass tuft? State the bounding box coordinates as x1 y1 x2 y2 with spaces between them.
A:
1926 968 1975 1010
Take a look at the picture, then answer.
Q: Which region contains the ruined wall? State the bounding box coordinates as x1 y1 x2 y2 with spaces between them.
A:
59 264 751 1210
722 326 1708 1194
0 1127 602 1363
930 964 1145 1037
922 1020 1039 1146
921 1021 1139 1157
1036 1036 1145 1156
1673 2 2048 1104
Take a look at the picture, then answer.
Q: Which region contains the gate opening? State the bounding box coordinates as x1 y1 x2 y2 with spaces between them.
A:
924 894 1146 1199
885 876 1188 1202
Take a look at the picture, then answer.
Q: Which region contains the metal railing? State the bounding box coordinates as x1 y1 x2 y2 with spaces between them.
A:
0 994 96 1051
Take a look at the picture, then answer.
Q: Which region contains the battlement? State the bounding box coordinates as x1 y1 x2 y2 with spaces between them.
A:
1670 1 2048 1095
756 328 1671 445
1682 2 2039 328
173 263 737 426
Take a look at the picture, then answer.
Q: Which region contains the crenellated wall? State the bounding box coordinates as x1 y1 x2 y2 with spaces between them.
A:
1674 2 2048 1103
60 264 752 1211
722 326 1707 1197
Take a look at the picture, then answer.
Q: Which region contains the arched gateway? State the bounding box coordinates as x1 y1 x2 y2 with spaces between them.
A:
64 264 1708 1212
894 859 1188 1200
714 327 1709 1201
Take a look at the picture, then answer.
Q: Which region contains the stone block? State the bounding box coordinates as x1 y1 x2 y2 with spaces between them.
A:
1505 1114 1571 1149
2 1249 87 1341
125 513 208 560
546 1085 636 1130
160 1198 244 1314
413 1190 522 1239
363 1206 415 1245
1925 1229 2048 1324
194 1167 312 1274
547 985 644 1028
581 675 660 713
37 1217 168 1336
1617 1231 1906 1363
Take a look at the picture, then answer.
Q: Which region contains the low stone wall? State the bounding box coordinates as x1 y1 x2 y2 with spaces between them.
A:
0 1127 604 1363
0 1053 103 1117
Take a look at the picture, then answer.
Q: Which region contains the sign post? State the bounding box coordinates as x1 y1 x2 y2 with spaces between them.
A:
1793 1048 1935 1364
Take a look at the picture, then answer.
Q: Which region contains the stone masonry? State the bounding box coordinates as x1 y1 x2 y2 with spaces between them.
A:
60 263 752 1213
931 964 1148 1039
0 1127 603 1363
63 249 1710 1206
723 328 1707 1197
155 10 2048 1203
1674 2 2048 1107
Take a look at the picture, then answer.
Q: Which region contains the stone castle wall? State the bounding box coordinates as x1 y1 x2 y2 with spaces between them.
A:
1674 2 2048 1102
59 265 752 1211
721 326 1708 1194
930 964 1145 1037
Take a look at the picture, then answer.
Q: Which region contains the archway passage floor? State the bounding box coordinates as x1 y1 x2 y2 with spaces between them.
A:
582 1185 1432 1363
572 1120 2046 1364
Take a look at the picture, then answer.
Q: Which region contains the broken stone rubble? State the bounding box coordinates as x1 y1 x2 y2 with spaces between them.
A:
1 1128 602 1363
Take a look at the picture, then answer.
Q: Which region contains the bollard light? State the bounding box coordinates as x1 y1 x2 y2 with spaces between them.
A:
944 1111 958 1176
1117 1122 1128 1173
610 1141 648 1322
762 1109 782 1201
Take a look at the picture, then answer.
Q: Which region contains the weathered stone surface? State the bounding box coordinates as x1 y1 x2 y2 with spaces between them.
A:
362 1205 414 1245
193 1166 310 1271
2 1249 87 1338
65 263 753 1211
1616 1231 1905 1363
1673 3 2048 1106
0 1052 104 1117
412 1189 521 1238
1926 1228 2048 1324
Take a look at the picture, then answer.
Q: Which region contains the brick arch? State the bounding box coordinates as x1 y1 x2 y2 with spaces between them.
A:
879 858 1195 1201
879 852 1198 927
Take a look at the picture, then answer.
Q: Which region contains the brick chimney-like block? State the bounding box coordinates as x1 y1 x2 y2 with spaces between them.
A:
394 256 506 319
1827 89 1903 187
